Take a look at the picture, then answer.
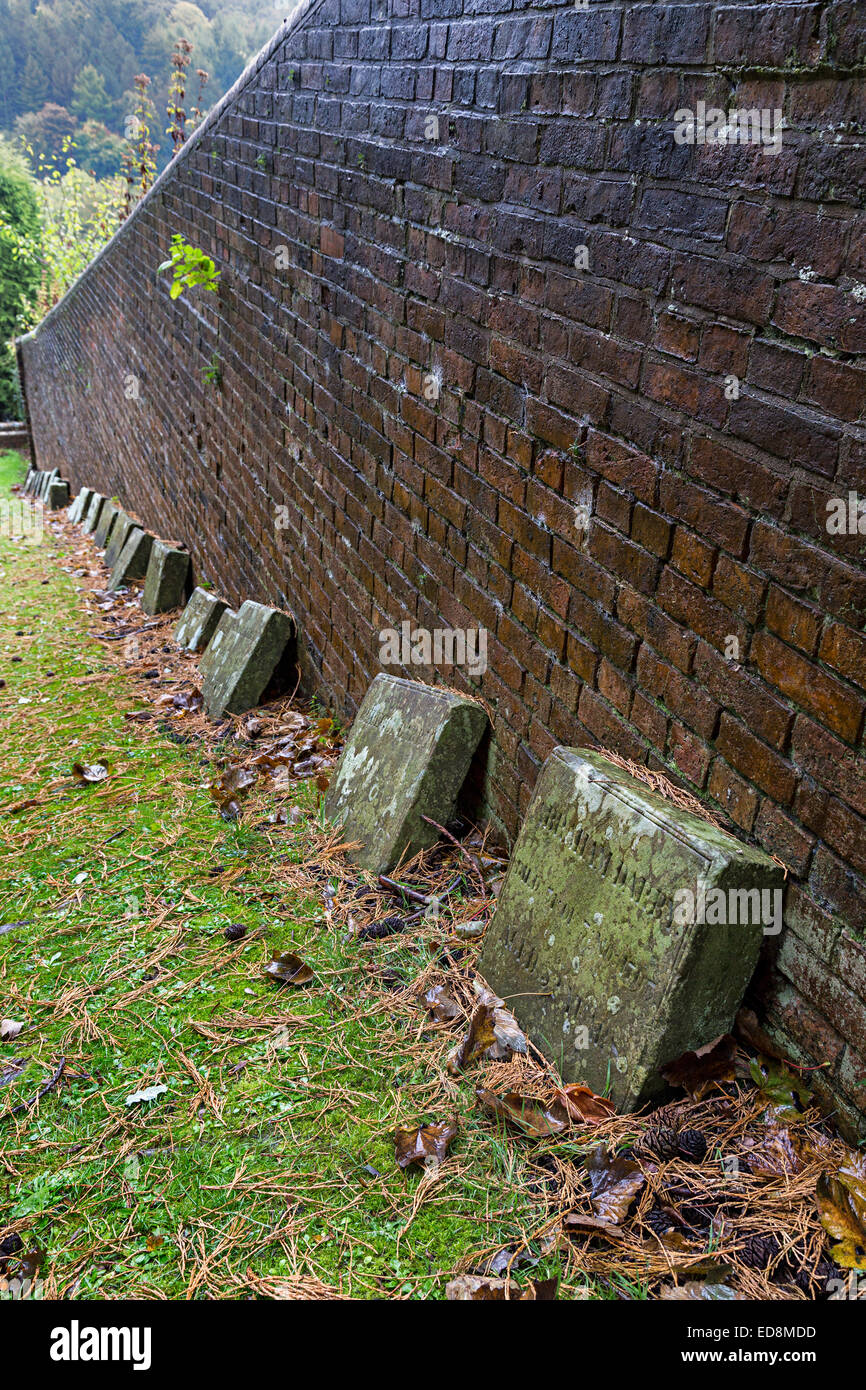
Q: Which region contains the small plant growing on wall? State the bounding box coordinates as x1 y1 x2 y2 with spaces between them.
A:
203 352 222 387
158 234 220 299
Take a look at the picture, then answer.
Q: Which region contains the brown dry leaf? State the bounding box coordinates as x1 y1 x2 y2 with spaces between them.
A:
475 1086 569 1139
817 1172 866 1270
210 765 257 819
563 1212 625 1242
315 773 330 793
393 1119 458 1170
660 1033 737 1098
447 1002 498 1074
740 1122 805 1177
585 1145 645 1224
72 760 109 785
424 985 461 1023
554 1082 616 1123
446 1274 557 1301
264 950 314 987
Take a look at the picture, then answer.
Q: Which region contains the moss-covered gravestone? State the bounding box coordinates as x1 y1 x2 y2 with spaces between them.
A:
46 479 70 510
82 492 105 534
104 511 135 570
68 487 93 523
108 527 153 591
175 588 231 653
141 541 190 615
94 499 119 548
200 601 294 718
325 674 488 877
478 747 782 1111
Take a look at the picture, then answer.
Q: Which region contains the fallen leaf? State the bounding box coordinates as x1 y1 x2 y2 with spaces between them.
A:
585 1145 645 1223
72 761 109 785
554 1082 616 1123
741 1123 805 1177
423 985 461 1022
0 1019 24 1041
660 1281 745 1300
446 1274 557 1301
125 1084 168 1106
749 1055 812 1119
209 765 257 820
264 950 314 986
817 1172 866 1270
393 1119 458 1170
475 1086 569 1139
661 1034 737 1098
563 1212 625 1241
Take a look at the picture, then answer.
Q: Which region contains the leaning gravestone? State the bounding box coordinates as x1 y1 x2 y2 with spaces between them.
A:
325 673 488 877
478 747 783 1111
108 527 153 590
104 511 136 570
141 541 190 615
200 601 293 718
46 479 70 510
38 470 56 500
68 487 93 523
82 492 105 534
175 588 231 653
94 499 119 548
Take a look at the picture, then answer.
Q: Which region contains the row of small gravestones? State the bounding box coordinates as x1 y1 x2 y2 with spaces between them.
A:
54 474 782 1113
48 478 294 722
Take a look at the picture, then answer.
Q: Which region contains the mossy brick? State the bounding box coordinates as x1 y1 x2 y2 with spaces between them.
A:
478 747 783 1111
94 499 119 548
142 541 190 615
104 511 136 569
325 674 488 877
201 600 294 718
108 526 153 590
46 479 70 510
174 587 232 653
82 492 105 534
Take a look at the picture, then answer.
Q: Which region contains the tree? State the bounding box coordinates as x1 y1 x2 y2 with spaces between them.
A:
14 104 77 166
19 54 48 115
71 65 115 125
0 140 41 417
75 120 125 179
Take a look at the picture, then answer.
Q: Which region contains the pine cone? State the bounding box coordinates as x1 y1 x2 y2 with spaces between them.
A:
677 1129 708 1162
741 1233 781 1268
637 1124 680 1160
645 1205 677 1235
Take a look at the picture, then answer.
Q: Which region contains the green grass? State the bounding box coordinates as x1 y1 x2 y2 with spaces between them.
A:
0 451 570 1300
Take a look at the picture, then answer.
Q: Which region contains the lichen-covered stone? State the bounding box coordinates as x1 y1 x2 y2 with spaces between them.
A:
174 588 231 653
141 541 190 615
82 492 105 534
108 526 153 590
325 673 488 877
68 487 93 523
200 600 293 718
94 499 119 548
46 479 70 509
104 511 135 569
478 747 783 1111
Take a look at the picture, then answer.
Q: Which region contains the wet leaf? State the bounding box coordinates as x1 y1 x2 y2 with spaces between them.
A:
424 985 461 1022
475 1086 569 1139
741 1123 805 1177
554 1083 616 1123
210 765 257 820
146 1234 165 1252
264 950 314 986
585 1145 645 1223
660 1281 745 1300
446 1274 557 1301
661 1034 737 1098
563 1212 625 1241
125 1083 168 1106
72 761 109 786
817 1173 866 1270
0 1018 24 1041
749 1055 812 1119
447 1002 498 1074
393 1119 458 1170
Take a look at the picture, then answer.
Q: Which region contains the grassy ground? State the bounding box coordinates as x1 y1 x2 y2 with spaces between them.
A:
0 449 569 1300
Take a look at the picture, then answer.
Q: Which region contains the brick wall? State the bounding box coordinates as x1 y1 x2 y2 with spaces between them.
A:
18 0 866 1132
